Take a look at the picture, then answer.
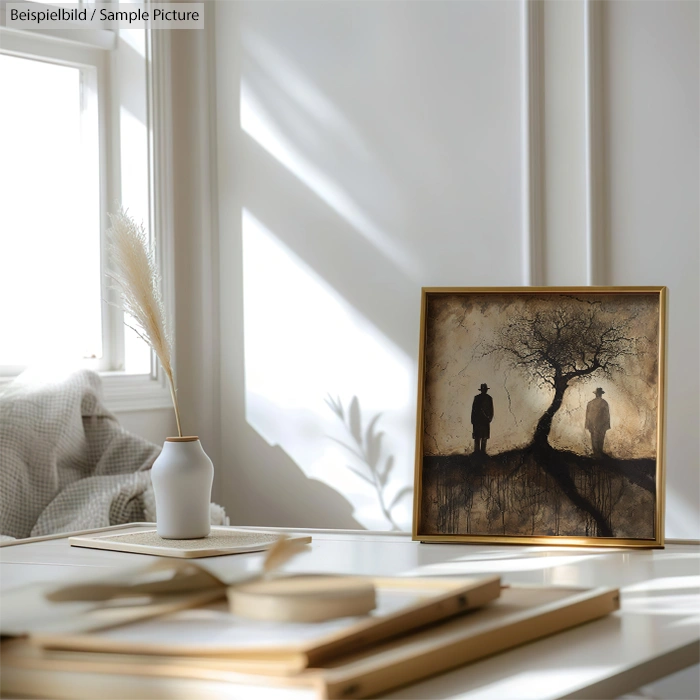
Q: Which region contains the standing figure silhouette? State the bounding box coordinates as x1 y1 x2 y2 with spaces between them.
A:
471 383 494 454
586 387 610 457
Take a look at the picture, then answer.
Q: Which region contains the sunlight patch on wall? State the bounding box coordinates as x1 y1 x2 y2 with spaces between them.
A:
240 81 418 279
242 29 371 158
242 211 414 530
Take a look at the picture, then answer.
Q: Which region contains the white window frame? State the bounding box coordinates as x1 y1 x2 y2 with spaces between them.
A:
0 1 174 411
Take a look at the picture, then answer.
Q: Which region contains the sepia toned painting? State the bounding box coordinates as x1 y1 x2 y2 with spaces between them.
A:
413 288 666 547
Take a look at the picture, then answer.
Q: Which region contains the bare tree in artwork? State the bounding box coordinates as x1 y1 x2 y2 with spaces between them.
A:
477 299 651 536
488 300 637 451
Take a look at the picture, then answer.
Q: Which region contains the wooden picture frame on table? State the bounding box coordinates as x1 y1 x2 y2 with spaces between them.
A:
412 286 666 548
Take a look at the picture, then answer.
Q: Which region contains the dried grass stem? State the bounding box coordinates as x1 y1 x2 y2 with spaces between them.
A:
107 209 183 437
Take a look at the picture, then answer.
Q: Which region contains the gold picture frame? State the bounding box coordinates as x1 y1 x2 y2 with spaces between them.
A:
412 286 666 548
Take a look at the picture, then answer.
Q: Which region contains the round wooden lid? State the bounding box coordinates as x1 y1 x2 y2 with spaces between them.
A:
228 575 377 623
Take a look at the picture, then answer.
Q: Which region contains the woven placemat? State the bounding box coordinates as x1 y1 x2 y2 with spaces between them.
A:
100 530 280 549
69 527 311 558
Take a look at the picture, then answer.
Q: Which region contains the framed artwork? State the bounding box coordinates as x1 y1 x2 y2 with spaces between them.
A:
412 287 666 548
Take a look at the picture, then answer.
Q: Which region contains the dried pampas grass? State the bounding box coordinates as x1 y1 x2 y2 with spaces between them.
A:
107 209 183 437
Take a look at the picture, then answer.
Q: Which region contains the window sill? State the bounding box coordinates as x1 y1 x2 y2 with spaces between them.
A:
0 371 173 414
101 373 173 413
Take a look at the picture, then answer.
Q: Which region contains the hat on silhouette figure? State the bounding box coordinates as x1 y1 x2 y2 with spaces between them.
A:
594 388 605 396
479 383 490 392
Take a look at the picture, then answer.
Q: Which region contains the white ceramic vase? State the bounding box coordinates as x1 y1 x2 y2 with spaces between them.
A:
151 437 214 539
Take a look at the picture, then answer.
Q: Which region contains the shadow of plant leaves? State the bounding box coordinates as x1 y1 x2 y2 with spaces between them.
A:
326 394 410 531
390 485 412 510
349 396 362 444
380 454 394 487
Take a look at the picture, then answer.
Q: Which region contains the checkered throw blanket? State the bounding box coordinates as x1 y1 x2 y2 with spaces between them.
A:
0 370 161 539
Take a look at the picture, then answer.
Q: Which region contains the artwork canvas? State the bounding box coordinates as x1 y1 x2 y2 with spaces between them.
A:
413 287 666 547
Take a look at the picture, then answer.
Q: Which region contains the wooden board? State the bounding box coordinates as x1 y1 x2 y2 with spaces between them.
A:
32 576 502 672
317 584 620 698
2 584 620 700
69 527 312 558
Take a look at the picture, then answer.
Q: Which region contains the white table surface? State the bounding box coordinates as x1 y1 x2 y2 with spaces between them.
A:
1 524 699 699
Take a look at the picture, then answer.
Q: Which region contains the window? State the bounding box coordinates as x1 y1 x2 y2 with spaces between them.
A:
0 53 103 368
0 2 171 408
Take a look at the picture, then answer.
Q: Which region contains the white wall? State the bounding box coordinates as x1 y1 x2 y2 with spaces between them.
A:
215 0 523 531
604 0 699 540
211 0 699 538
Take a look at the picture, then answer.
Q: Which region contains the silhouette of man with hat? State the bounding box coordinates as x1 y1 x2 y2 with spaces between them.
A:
586 387 610 457
471 383 494 454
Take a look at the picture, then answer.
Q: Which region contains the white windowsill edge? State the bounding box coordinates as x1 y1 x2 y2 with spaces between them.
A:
0 372 173 413
101 372 174 413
